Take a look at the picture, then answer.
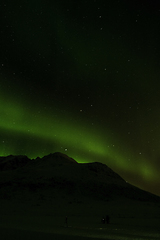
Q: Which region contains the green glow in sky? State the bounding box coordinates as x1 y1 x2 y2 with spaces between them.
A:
0 93 159 195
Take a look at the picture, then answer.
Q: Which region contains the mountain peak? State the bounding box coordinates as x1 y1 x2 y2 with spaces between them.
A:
41 152 78 165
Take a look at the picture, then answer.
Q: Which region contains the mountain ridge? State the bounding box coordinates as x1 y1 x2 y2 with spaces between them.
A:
0 152 159 203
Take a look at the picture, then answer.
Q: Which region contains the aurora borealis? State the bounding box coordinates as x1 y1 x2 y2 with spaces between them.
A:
1 0 160 196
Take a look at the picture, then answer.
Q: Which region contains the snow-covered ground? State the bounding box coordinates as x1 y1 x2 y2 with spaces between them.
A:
0 198 160 240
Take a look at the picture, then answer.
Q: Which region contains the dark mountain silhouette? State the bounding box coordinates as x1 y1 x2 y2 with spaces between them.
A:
0 152 159 203
33 152 78 168
0 152 76 171
0 155 30 171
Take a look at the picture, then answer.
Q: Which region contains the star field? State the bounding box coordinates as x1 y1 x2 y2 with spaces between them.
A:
0 0 160 196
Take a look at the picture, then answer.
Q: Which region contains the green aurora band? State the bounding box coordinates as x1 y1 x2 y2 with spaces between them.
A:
0 93 159 196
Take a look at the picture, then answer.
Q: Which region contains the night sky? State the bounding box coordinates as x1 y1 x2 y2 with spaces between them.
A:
1 0 160 196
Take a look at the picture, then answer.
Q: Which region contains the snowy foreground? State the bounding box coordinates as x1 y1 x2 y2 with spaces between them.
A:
0 198 160 240
0 223 160 240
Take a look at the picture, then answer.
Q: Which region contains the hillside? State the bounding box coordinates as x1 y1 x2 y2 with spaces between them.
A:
0 152 159 204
